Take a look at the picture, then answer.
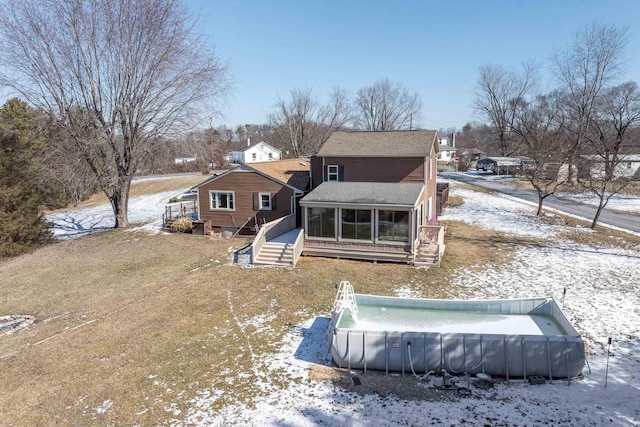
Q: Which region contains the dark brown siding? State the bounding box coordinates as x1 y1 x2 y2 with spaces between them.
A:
198 171 295 231
310 155 324 189
311 157 425 187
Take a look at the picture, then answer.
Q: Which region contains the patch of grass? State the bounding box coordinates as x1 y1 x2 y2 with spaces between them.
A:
444 195 464 209
0 209 637 425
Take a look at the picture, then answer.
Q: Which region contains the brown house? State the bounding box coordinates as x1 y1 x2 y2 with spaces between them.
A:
195 159 310 234
299 130 442 265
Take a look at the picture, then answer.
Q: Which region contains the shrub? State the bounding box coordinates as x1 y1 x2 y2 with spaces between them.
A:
171 216 193 233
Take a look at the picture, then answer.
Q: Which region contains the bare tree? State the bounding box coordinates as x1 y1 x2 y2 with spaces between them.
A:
582 81 640 228
0 0 230 227
269 87 352 157
354 79 422 131
38 119 99 207
513 91 571 215
552 23 628 184
473 62 539 156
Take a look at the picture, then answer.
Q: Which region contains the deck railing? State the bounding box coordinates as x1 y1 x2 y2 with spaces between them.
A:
420 225 445 245
418 225 446 266
291 228 305 267
163 201 197 226
251 214 297 264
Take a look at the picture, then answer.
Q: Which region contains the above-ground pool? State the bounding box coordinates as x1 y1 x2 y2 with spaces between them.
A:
329 288 585 380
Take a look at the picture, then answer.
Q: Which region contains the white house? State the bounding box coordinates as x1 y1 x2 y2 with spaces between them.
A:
174 153 197 164
582 154 640 181
228 140 282 164
437 133 457 164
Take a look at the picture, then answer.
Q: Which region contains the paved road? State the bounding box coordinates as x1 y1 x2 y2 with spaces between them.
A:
440 171 640 234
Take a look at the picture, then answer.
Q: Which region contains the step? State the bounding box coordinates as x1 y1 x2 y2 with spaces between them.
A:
254 243 294 265
302 247 412 263
256 252 293 262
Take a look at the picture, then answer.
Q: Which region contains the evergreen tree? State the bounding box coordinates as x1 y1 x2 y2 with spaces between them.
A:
0 99 51 257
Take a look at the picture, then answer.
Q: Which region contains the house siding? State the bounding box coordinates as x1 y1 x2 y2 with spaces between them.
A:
310 157 425 186
229 142 282 164
198 172 295 231
310 155 440 225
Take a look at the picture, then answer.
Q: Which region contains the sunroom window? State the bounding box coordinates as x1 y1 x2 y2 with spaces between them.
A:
341 209 372 240
307 207 335 238
378 210 409 242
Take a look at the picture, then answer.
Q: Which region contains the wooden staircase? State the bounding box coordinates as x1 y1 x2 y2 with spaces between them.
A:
413 243 440 268
253 241 295 266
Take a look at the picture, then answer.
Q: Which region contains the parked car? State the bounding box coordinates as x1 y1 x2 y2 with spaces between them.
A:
475 158 494 172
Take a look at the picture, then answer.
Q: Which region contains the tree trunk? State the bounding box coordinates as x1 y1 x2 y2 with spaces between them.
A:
590 198 606 229
536 195 544 216
109 179 132 228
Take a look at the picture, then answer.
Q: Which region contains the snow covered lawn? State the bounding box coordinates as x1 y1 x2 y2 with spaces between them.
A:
177 182 639 426
555 192 640 214
46 177 194 239
44 179 640 426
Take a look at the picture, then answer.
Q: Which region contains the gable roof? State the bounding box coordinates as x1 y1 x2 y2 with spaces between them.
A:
300 182 423 207
194 159 309 192
249 158 310 191
438 145 457 152
230 140 281 153
316 130 438 158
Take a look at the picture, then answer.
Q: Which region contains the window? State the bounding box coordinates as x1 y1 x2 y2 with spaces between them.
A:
307 207 336 238
341 209 372 240
327 165 339 182
210 191 234 211
252 152 257 161
268 152 273 160
378 210 409 242
259 193 272 210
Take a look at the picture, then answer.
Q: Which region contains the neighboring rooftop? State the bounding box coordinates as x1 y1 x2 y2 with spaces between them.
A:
300 182 423 206
249 158 311 191
230 140 281 153
316 130 438 158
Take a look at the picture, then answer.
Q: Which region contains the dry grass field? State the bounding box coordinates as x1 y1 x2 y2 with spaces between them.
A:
0 217 518 425
1 181 638 425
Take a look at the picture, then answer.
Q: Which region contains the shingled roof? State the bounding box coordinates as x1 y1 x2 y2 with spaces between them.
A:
316 130 438 157
194 159 309 192
300 182 424 206
249 158 310 191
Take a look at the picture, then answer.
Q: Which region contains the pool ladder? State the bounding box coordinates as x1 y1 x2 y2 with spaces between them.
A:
333 280 358 322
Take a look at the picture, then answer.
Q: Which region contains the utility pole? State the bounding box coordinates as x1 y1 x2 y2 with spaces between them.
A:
209 117 215 170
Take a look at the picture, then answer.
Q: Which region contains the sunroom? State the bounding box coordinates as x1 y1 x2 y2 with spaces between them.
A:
299 182 426 263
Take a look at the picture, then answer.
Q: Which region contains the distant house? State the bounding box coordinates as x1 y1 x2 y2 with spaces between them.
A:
437 133 457 164
298 130 443 265
228 140 282 164
581 154 640 181
174 153 197 164
194 159 310 234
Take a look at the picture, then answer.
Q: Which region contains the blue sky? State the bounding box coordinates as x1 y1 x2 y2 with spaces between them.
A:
190 0 640 131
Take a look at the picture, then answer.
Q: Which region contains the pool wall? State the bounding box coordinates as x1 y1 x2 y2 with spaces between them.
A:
330 295 585 379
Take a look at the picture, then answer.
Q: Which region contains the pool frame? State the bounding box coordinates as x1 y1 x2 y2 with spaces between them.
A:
330 294 585 380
